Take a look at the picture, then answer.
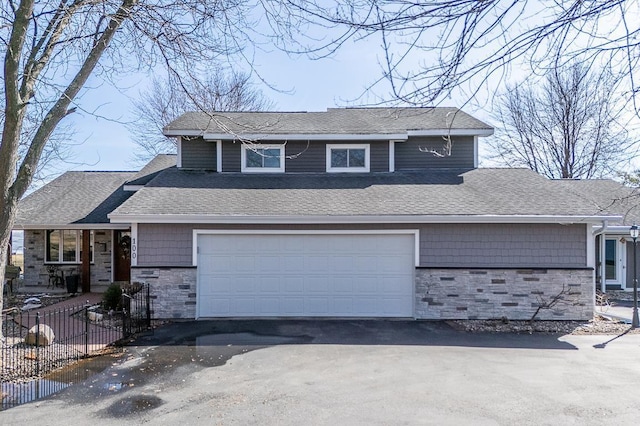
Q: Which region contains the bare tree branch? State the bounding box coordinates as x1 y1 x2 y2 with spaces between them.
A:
487 63 634 179
129 69 274 163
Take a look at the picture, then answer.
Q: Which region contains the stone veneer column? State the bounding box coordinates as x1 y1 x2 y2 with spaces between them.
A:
415 268 594 320
131 267 197 319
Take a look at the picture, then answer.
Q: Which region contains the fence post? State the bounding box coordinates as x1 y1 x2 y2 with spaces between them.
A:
35 312 40 376
145 283 151 329
85 305 89 355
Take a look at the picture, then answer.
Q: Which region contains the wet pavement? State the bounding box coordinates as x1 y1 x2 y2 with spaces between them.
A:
3 320 640 425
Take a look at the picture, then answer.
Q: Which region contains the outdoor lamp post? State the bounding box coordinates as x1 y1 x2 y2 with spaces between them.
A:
630 224 640 328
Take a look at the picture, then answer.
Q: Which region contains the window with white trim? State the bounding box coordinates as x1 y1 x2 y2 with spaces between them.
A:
45 230 94 263
241 144 285 173
326 144 370 172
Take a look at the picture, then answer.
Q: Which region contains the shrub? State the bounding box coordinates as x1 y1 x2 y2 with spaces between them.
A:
102 283 122 311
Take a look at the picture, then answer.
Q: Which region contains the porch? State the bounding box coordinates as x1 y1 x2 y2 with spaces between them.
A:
20 228 131 294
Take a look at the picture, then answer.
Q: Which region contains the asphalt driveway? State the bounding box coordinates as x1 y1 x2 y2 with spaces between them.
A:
4 320 640 425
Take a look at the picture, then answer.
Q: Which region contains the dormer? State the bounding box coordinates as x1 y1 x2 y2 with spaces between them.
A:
163 108 493 173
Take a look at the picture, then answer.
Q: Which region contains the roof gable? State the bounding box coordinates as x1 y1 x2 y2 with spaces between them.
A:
16 171 135 227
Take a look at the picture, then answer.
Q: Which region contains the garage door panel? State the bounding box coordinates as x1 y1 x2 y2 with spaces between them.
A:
306 297 329 313
283 256 305 272
210 298 231 314
353 297 378 314
231 256 254 272
197 233 414 318
382 298 408 314
255 256 280 272
259 297 280 313
334 297 354 314
304 255 329 272
283 276 304 292
305 276 330 293
333 276 354 292
332 256 356 271
199 275 233 294
353 275 377 292
234 298 257 314
236 276 257 293
282 237 303 252
378 276 408 293
260 276 281 292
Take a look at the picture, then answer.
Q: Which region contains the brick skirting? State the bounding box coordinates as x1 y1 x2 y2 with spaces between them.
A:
415 268 594 320
132 267 196 319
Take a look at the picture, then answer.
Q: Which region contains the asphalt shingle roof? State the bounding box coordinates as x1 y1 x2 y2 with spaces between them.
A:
164 107 492 137
126 154 177 186
109 168 612 218
16 171 135 226
553 179 640 225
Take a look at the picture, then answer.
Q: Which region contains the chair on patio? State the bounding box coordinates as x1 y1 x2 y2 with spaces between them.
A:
46 265 64 289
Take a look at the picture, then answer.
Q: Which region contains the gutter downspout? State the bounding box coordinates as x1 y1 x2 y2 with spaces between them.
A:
593 220 608 293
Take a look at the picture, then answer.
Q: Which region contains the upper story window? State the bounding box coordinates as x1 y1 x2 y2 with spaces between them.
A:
46 230 94 263
326 144 370 173
241 144 285 173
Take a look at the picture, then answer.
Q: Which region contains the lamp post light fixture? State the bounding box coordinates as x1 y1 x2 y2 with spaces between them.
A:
630 224 640 328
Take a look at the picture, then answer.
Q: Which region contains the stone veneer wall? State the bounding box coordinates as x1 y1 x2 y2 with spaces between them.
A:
415 268 594 321
131 267 197 319
130 266 594 321
23 230 112 288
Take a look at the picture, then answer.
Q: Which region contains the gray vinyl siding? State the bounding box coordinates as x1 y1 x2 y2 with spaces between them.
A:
285 141 325 172
419 223 586 268
180 137 217 170
221 141 241 172
395 136 475 170
219 140 389 173
369 142 389 172
137 223 587 268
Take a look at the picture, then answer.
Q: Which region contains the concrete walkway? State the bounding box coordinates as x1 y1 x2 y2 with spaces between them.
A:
595 299 637 323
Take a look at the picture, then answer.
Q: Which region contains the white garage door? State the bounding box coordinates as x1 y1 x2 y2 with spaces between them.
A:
196 233 415 318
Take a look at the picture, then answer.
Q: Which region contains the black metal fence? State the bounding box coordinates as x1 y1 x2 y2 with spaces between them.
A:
1 284 152 409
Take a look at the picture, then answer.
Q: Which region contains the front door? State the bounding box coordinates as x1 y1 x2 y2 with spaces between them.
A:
114 230 131 282
604 238 625 287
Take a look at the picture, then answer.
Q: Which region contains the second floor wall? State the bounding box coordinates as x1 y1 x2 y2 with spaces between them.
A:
179 136 477 173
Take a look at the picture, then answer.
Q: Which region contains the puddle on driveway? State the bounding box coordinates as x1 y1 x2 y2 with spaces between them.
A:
102 395 164 417
1 352 125 411
2 330 310 413
191 332 311 367
1 379 69 410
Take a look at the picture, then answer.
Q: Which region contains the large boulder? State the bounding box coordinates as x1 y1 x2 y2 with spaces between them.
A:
24 324 55 346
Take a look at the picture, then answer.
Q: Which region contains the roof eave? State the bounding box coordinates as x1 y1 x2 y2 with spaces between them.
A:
162 129 494 139
12 223 131 230
107 214 619 225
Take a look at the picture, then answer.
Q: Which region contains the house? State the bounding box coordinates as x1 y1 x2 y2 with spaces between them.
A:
16 107 634 320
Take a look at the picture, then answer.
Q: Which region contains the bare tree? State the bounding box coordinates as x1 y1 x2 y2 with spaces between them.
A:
278 1 640 109
129 71 274 163
488 64 633 179
0 0 290 330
